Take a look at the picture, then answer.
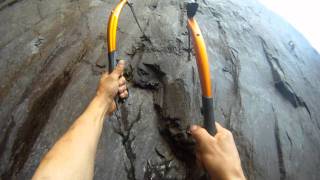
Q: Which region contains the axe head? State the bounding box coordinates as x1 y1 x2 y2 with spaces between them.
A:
187 2 199 18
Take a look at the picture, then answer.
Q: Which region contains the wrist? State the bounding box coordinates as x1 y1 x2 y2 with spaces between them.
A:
224 167 246 180
94 94 113 107
210 166 245 180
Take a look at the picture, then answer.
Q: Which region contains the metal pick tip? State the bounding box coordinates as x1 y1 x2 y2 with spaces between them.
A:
186 2 198 18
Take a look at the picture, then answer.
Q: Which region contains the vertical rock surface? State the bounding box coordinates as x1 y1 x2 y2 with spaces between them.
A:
0 0 319 179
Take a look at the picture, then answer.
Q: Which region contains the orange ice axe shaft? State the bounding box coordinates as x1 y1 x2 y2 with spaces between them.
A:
187 3 217 135
107 0 128 73
107 0 144 73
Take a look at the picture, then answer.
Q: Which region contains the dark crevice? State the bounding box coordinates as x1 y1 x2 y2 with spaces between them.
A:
273 106 286 180
221 107 232 129
0 117 15 159
155 110 195 162
113 104 143 180
0 0 23 11
153 80 206 179
208 7 222 19
202 0 208 6
148 0 158 11
154 105 206 180
2 71 72 179
1 41 89 179
232 11 254 30
144 159 176 180
186 29 192 61
300 101 312 119
130 39 207 178
154 147 166 159
132 54 166 90
192 66 196 85
134 64 164 90
129 42 204 177
260 37 312 119
285 131 293 159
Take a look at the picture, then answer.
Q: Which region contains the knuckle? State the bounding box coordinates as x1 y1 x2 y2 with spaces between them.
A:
193 128 207 141
120 92 128 98
225 129 233 137
119 88 125 93
119 79 125 84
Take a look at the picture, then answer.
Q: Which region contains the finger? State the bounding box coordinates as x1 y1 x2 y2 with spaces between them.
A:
119 91 128 99
190 125 212 144
101 72 109 80
119 76 126 86
119 85 127 93
111 60 125 79
215 122 225 133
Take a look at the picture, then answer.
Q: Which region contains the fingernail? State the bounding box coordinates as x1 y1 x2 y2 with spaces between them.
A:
190 125 198 132
118 60 125 65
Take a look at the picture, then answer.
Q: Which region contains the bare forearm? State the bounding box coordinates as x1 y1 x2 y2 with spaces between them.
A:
32 95 110 180
33 60 127 180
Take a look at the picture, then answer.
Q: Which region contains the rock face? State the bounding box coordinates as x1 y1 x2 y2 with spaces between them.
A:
1 0 320 179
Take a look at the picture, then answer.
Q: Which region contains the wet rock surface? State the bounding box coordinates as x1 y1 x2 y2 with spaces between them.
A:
0 0 320 179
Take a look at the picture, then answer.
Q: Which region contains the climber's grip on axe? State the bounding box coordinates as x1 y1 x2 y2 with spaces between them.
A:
187 3 217 135
109 57 128 103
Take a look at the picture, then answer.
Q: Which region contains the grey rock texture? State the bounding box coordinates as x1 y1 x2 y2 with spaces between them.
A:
1 0 320 179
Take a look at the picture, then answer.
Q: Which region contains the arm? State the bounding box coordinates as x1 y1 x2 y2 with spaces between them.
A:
190 123 246 180
32 60 128 180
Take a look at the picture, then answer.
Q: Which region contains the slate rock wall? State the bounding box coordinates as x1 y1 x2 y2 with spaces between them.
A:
0 0 319 179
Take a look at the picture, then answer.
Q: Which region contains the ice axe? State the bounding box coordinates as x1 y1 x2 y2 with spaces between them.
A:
107 0 146 104
187 2 217 135
107 0 145 73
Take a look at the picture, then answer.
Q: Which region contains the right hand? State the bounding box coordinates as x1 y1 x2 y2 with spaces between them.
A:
96 60 128 114
190 122 246 180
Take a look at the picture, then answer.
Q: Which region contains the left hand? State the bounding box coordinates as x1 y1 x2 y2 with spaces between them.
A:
96 60 128 114
190 123 245 180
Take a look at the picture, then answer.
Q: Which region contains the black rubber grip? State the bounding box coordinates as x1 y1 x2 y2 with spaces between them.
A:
202 96 217 135
108 51 117 73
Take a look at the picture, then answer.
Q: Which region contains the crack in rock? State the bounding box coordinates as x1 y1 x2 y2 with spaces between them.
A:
272 106 287 180
143 159 176 180
2 71 72 179
113 104 143 180
130 49 206 179
0 0 23 11
260 37 312 118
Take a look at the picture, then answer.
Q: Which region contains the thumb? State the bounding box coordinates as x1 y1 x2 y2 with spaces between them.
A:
215 122 224 133
190 125 212 144
111 60 125 79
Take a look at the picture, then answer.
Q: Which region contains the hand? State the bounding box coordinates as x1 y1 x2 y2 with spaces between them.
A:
96 60 128 114
190 123 246 180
